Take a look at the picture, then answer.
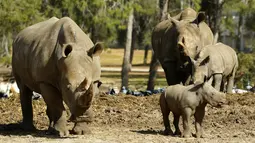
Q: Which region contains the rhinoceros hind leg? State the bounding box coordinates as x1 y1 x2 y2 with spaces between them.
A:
226 73 235 94
40 84 69 137
159 93 173 135
18 82 36 131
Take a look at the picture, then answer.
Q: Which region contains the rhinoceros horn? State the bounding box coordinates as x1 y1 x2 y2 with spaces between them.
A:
77 83 93 108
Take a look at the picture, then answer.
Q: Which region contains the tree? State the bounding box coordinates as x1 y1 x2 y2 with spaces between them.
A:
121 3 134 89
0 0 44 59
147 0 169 90
200 0 225 43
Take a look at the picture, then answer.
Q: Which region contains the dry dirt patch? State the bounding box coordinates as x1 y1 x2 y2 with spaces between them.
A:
0 93 254 142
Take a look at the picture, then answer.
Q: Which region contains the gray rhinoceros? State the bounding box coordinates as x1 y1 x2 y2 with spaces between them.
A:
12 17 103 136
160 82 226 138
152 8 214 85
192 43 238 93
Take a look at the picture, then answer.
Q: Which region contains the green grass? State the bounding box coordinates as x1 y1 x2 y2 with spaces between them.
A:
101 71 167 91
0 56 11 65
100 48 167 90
101 49 152 67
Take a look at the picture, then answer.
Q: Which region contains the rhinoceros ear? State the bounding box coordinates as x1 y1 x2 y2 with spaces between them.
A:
62 44 73 57
189 82 204 92
199 55 210 66
88 42 104 57
193 12 206 24
58 24 76 46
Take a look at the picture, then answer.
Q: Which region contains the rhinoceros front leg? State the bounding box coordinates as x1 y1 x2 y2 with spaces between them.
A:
194 104 206 138
70 108 93 135
40 84 69 137
182 108 192 138
19 83 36 131
164 62 179 85
213 74 222 91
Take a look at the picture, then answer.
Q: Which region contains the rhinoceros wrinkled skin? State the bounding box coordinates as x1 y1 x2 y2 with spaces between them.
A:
12 17 103 136
151 8 214 86
192 43 238 93
159 83 226 138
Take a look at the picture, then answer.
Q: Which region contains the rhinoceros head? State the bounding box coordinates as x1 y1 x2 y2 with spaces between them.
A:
192 51 210 85
199 82 227 107
170 13 205 59
56 22 103 116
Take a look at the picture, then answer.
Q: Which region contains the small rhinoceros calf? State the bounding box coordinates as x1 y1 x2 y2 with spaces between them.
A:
159 82 226 138
12 17 103 136
192 42 238 93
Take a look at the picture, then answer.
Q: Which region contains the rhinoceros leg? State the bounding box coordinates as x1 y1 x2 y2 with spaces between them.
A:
40 84 69 137
182 107 192 138
70 108 93 135
173 114 181 135
19 83 36 131
164 62 179 85
226 77 234 93
194 104 206 138
213 74 222 91
159 93 173 135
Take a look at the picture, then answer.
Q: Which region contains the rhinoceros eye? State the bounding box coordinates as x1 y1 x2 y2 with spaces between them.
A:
67 84 72 90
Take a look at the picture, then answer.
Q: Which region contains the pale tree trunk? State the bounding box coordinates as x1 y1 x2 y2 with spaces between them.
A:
2 34 9 56
200 0 224 43
121 8 134 89
238 14 245 52
130 27 136 64
181 0 184 10
147 0 169 91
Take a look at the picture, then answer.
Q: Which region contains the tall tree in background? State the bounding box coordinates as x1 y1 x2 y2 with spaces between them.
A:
147 0 169 90
121 3 134 89
200 0 224 43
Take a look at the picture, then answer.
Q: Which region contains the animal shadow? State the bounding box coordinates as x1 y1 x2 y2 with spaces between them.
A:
0 123 72 138
131 128 165 135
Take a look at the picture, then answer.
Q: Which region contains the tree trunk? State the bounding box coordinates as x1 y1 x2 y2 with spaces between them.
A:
143 44 149 65
130 27 136 64
147 0 169 90
200 0 223 42
121 8 134 89
238 14 245 52
147 54 160 90
160 0 169 21
3 34 9 56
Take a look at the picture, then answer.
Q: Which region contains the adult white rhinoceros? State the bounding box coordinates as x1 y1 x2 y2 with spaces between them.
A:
12 17 103 136
152 8 214 85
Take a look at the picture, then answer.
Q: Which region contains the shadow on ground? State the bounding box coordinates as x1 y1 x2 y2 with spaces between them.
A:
130 129 164 135
0 123 74 139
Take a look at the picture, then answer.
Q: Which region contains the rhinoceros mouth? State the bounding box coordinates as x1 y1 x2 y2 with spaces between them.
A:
76 84 93 108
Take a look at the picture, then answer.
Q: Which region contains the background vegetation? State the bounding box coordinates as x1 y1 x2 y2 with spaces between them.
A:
1 0 255 89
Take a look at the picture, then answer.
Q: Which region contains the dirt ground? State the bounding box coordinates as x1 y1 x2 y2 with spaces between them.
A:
0 91 254 143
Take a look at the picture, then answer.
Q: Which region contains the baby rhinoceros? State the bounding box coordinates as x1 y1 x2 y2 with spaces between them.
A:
159 82 226 138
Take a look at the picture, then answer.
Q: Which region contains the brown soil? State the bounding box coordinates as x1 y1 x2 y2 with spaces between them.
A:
0 92 254 142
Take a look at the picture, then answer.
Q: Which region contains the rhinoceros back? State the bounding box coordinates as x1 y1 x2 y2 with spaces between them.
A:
203 43 237 75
